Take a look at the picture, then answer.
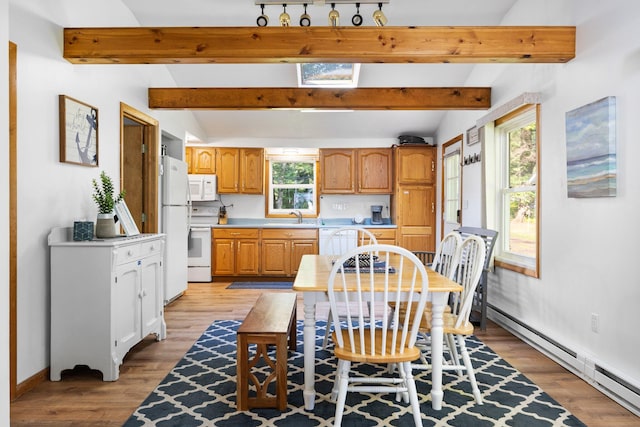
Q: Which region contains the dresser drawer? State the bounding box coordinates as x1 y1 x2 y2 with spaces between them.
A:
115 243 141 265
141 240 162 258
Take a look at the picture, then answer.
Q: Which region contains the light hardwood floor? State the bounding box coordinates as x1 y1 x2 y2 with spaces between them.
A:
10 282 639 426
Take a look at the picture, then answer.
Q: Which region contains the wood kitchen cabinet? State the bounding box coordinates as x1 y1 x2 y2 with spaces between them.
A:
48 229 166 381
216 147 264 194
392 145 437 251
396 145 435 185
365 228 397 246
394 185 436 250
320 149 356 193
212 228 260 275
189 147 216 175
320 148 392 194
357 148 392 193
240 148 264 194
261 228 318 276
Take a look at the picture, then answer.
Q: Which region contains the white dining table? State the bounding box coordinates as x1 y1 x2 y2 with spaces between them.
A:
292 254 462 411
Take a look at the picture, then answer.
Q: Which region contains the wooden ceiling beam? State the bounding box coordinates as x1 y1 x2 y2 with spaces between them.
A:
147 87 491 110
64 26 575 64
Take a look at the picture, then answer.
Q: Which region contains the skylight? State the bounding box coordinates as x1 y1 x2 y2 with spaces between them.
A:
297 63 361 88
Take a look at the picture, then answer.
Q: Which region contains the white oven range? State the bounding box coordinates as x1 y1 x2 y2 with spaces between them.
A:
188 205 219 282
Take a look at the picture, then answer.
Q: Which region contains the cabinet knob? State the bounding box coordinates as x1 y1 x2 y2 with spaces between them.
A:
127 250 133 256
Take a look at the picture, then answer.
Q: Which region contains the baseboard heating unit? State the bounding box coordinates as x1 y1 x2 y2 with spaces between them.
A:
488 305 640 416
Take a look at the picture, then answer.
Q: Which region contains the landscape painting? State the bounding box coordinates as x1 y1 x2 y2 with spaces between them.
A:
565 96 617 198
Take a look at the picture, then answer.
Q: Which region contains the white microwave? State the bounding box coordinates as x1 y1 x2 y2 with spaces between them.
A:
188 174 218 201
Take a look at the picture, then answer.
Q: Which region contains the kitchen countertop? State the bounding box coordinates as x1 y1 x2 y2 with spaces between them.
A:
211 218 395 229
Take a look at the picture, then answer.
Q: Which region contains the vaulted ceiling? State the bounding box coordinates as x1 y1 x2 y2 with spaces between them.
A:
80 0 571 142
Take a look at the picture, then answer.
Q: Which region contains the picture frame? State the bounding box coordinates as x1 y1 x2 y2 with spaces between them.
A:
59 95 99 166
466 126 479 146
114 200 140 237
565 96 617 198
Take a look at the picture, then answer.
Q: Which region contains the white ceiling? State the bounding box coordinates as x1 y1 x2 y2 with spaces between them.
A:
119 0 519 142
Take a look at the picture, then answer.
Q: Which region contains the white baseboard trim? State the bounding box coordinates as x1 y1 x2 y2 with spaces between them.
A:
488 305 640 417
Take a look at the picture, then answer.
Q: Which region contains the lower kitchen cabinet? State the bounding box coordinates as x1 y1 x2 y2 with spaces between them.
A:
261 228 318 276
48 228 166 381
212 228 260 275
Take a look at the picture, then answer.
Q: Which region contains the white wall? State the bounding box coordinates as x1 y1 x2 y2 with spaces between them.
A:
9 0 204 384
1 0 12 423
436 0 640 390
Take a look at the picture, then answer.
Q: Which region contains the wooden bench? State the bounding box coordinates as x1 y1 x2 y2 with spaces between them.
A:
237 292 297 411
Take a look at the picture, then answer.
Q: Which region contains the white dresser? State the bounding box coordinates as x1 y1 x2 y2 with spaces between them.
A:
48 227 166 381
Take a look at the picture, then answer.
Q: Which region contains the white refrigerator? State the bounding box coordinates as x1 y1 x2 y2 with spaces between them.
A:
161 156 191 304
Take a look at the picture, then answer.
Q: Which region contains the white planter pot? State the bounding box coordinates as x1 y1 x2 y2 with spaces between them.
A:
95 213 117 238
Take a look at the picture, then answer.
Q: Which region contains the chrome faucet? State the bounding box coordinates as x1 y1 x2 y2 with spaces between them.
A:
289 210 303 224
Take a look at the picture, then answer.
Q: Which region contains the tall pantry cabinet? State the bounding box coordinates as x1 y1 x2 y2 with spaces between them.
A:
391 145 437 252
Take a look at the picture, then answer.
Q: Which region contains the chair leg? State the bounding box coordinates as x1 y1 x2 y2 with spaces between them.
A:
330 359 345 402
323 310 333 349
445 333 463 376
333 360 351 426
401 361 423 427
457 334 483 405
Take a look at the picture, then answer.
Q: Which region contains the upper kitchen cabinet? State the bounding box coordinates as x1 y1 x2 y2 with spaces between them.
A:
357 148 392 193
190 147 216 175
320 148 392 194
320 149 355 193
395 145 435 185
216 147 264 194
240 148 264 194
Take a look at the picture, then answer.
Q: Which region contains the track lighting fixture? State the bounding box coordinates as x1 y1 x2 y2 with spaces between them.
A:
372 2 387 26
257 4 269 27
279 4 291 26
255 1 389 27
299 3 311 26
351 3 363 26
328 3 340 27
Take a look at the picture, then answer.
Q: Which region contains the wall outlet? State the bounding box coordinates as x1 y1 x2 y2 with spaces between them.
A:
591 313 599 333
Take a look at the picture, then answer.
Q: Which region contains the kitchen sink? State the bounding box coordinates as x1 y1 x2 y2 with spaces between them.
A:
263 221 317 227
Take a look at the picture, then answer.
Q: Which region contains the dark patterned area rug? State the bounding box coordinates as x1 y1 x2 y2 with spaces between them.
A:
124 320 586 426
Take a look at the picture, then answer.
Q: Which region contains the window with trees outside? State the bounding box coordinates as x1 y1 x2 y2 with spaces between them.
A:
267 156 318 217
494 104 539 277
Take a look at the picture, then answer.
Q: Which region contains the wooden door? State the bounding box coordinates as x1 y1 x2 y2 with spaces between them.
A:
123 124 144 230
120 104 159 234
320 149 355 193
240 148 264 194
358 148 392 193
216 148 240 193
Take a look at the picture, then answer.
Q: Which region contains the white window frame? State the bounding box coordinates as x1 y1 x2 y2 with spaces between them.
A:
494 105 539 276
443 150 461 224
267 156 318 217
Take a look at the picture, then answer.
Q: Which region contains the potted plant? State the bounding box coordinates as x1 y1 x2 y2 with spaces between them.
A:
92 171 126 238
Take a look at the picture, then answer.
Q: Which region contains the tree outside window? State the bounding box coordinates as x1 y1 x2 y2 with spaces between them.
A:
268 159 317 216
